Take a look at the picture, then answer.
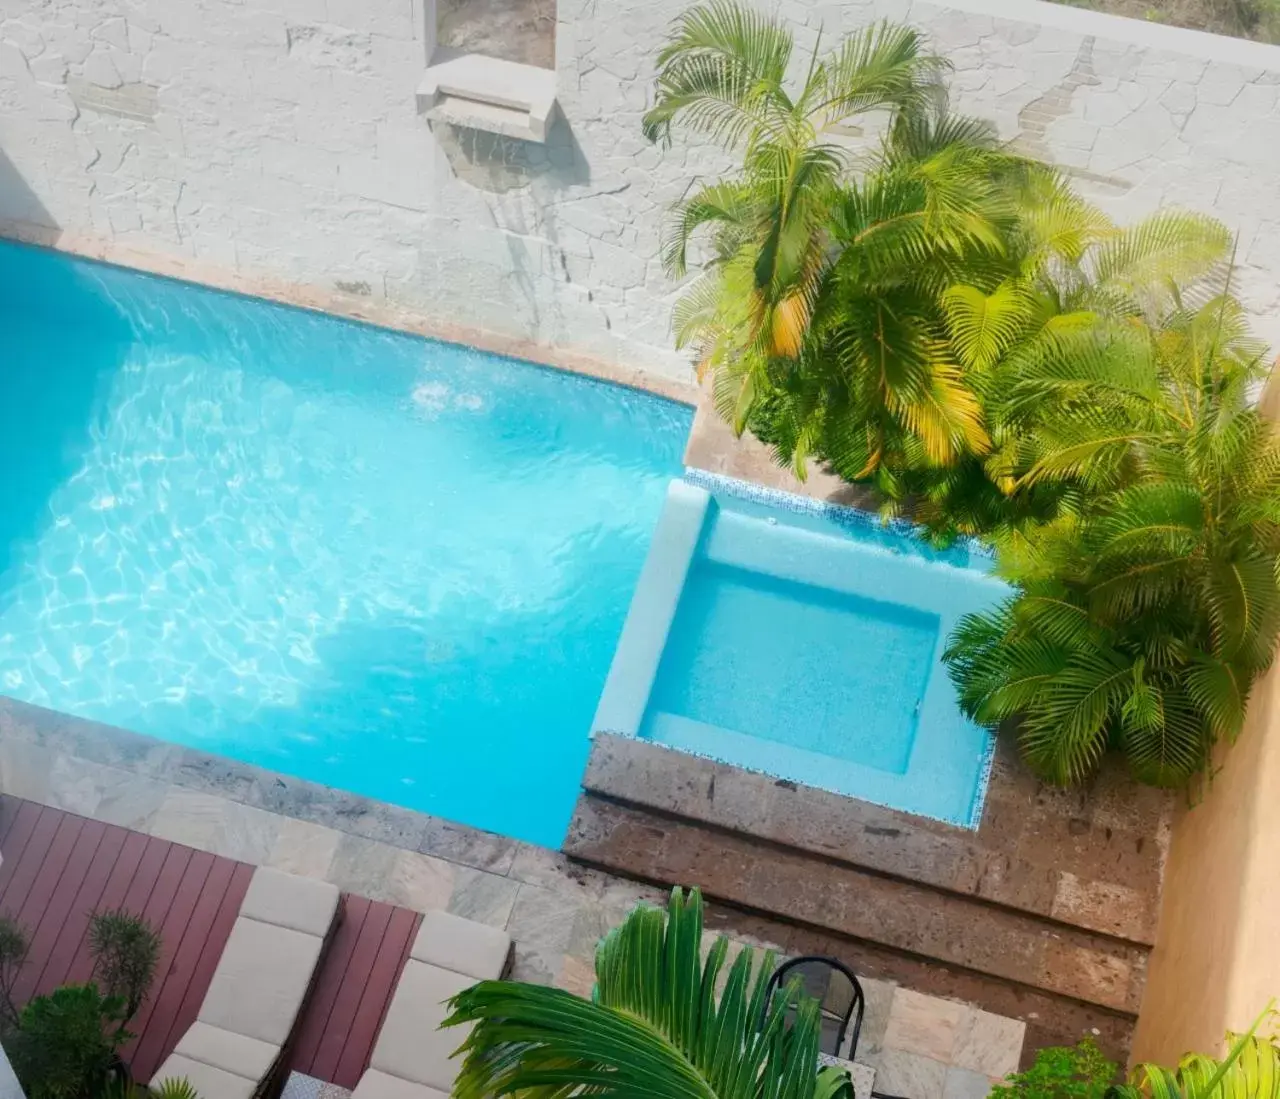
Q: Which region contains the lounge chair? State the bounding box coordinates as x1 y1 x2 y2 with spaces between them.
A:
152 867 341 1099
351 910 513 1099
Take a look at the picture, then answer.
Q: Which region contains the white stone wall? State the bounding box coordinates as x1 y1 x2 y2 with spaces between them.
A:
2 0 1280 381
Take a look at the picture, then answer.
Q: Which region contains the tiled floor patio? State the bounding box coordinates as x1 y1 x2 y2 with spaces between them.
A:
0 696 1026 1099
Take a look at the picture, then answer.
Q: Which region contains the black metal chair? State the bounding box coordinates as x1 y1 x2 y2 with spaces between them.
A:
763 955 866 1061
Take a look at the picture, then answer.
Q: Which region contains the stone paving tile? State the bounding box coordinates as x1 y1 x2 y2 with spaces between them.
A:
47 752 111 816
171 748 264 803
508 841 613 900
447 866 521 928
0 697 181 779
419 817 519 874
508 882 584 956
944 1065 999 1099
91 771 170 833
952 1008 1027 1079
48 756 168 830
508 941 565 986
854 977 897 1061
876 1050 949 1099
567 899 632 960
151 788 281 864
884 987 967 1063
0 734 54 803
324 833 401 899
269 817 342 878
556 954 596 998
384 849 455 911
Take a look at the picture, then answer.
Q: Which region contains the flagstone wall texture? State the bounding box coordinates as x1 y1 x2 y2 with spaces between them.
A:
3 0 1280 381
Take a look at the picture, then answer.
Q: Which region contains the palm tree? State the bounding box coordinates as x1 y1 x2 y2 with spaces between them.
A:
646 0 1004 464
445 887 853 1099
870 202 1236 542
944 282 1280 787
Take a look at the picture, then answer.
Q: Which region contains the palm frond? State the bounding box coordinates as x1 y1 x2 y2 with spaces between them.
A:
644 0 794 149
1086 210 1232 317
809 21 946 127
447 888 852 1099
942 282 1033 370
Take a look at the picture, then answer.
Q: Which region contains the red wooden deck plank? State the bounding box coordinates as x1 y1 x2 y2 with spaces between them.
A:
0 807 64 917
14 819 105 1004
0 798 38 859
289 895 372 1078
133 856 240 1081
32 824 130 994
63 831 161 987
0 796 22 846
331 905 421 1089
308 900 395 1084
0 801 44 889
143 861 253 1085
124 849 215 1080
113 843 194 1060
10 814 88 945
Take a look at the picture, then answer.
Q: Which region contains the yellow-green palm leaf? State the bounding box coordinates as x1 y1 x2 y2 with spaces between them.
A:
1114 1007 1280 1099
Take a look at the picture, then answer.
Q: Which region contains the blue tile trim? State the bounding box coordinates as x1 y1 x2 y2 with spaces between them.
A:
968 731 998 829
681 468 997 561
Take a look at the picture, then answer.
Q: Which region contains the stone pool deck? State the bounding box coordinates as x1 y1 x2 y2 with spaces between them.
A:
0 695 1027 1098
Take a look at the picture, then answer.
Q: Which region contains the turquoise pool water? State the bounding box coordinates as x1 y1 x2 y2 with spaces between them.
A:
596 476 1009 826
0 241 692 846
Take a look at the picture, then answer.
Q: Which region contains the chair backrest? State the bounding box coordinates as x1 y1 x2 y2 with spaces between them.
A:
763 955 865 1060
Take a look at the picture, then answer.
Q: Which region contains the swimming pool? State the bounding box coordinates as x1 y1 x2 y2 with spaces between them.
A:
0 240 692 847
593 473 1009 826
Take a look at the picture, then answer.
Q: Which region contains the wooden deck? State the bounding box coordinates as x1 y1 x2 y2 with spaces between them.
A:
0 796 422 1089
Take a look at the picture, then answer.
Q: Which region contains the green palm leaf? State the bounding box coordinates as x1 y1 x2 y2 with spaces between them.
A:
810 21 945 125
1184 654 1249 743
1086 210 1231 316
447 888 852 1099
643 0 793 150
942 282 1033 370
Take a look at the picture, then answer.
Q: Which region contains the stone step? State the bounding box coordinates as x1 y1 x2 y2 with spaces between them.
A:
563 735 1170 1017
568 795 1146 1013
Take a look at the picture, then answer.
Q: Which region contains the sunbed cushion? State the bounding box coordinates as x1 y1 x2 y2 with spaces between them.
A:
151 1054 258 1099
199 917 326 1046
352 1070 449 1099
410 910 511 980
369 961 473 1091
240 867 340 937
174 1020 278 1081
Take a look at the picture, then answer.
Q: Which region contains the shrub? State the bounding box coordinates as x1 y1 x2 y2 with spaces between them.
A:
0 908 163 1099
0 915 29 1033
990 1037 1116 1099
4 985 124 1099
88 910 161 1023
